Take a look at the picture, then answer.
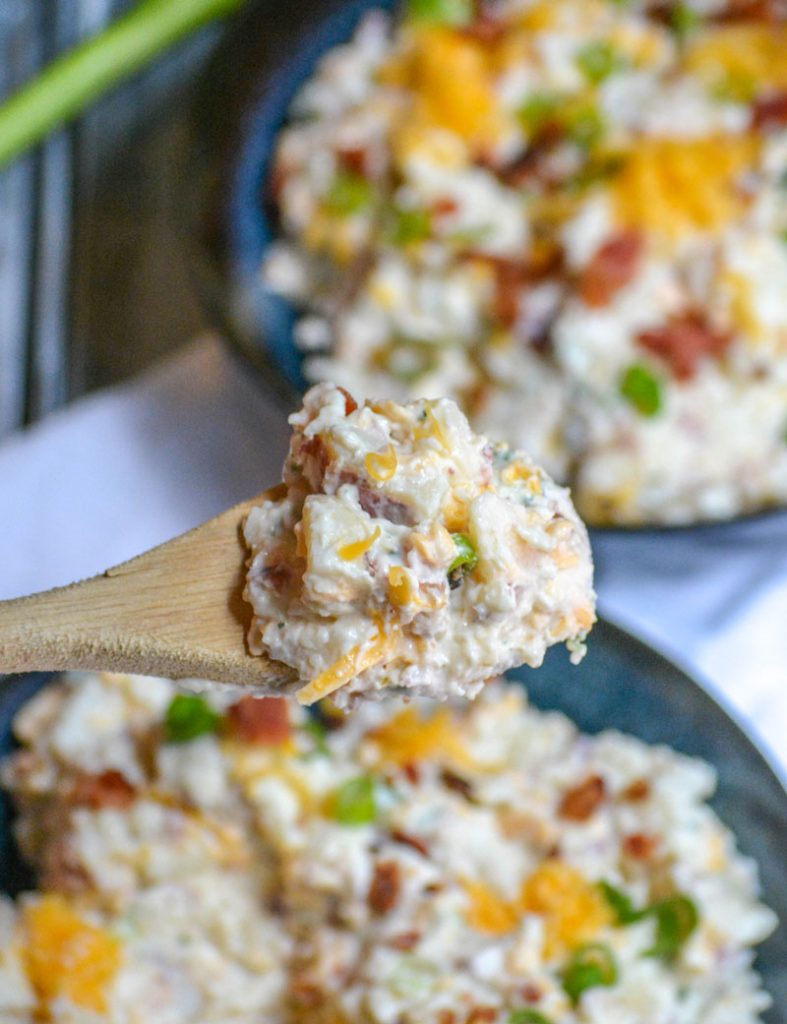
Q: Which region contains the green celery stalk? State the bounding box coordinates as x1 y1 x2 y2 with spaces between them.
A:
0 0 246 170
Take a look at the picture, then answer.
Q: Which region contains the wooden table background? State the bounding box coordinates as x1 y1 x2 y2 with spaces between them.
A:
0 0 228 438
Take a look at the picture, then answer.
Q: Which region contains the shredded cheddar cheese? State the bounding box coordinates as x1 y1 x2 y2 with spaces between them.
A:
463 880 520 936
339 527 381 561
406 28 505 146
296 623 399 705
23 896 122 1016
365 444 398 482
614 136 758 242
368 706 476 770
521 861 612 959
501 461 543 493
685 25 787 93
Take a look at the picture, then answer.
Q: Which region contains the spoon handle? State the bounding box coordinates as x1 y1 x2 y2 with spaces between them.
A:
0 492 291 688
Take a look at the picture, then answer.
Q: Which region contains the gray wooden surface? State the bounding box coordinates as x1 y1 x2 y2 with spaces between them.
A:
0 0 223 438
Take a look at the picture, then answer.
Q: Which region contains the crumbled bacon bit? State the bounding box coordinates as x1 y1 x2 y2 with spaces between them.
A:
622 779 651 802
337 146 369 177
391 829 430 857
369 860 401 915
337 386 358 415
432 196 459 218
227 696 290 745
357 481 413 525
291 980 324 1009
402 761 421 784
713 0 785 23
389 930 421 951
261 562 294 596
558 775 606 821
623 832 659 860
461 13 507 44
437 1012 458 1024
467 1008 498 1023
752 91 787 130
300 435 330 485
637 311 731 381
520 982 543 1002
441 769 475 800
69 770 136 810
491 259 529 327
496 123 565 187
579 231 643 308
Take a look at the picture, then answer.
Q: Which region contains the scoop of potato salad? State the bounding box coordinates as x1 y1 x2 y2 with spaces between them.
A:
244 384 595 706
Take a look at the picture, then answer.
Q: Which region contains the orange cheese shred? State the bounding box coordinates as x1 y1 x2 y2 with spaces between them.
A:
23 896 122 1016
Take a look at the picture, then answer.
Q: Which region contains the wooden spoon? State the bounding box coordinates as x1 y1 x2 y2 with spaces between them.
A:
0 487 295 689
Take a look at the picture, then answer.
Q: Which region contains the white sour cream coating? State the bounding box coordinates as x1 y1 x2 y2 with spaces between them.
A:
243 384 595 706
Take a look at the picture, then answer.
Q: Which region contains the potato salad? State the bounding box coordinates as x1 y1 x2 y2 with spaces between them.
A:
264 0 787 524
0 672 776 1023
243 384 595 706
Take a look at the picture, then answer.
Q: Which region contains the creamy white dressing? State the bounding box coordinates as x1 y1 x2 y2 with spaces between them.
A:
244 384 595 706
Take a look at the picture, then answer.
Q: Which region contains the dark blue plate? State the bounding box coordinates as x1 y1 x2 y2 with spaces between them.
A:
1 621 784 1016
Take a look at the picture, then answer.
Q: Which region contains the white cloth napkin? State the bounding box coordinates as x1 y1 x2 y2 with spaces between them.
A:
1 335 785 776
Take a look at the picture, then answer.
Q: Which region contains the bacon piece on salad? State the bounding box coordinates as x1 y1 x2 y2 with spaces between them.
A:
243 384 595 707
579 231 643 308
637 312 732 380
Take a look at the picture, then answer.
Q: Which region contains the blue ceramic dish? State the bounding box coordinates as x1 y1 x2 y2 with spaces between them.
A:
0 621 784 1017
185 0 787 534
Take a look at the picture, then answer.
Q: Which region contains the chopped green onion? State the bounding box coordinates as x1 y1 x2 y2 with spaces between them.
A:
164 694 221 743
0 0 246 171
671 2 702 42
509 1011 553 1024
388 206 432 246
517 93 560 136
561 943 618 1005
575 41 625 84
406 0 474 25
645 895 699 960
567 105 606 149
620 364 663 417
599 881 646 924
332 775 378 826
325 171 375 217
448 533 478 581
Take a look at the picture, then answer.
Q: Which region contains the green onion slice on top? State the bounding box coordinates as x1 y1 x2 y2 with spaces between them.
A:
599 881 646 924
325 171 375 217
561 942 618 1004
509 1010 553 1024
388 206 432 246
164 694 221 743
448 533 479 583
406 0 474 26
332 775 378 826
576 41 625 84
619 363 663 417
645 895 699 960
